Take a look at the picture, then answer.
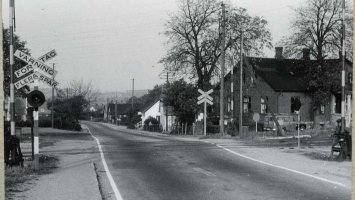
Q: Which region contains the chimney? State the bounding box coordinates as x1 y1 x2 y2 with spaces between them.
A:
302 48 310 60
275 47 283 59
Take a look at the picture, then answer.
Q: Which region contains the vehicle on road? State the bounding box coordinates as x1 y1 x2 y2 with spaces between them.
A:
262 113 312 132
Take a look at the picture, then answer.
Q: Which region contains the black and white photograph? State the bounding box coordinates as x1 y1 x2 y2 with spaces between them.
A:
2 0 353 199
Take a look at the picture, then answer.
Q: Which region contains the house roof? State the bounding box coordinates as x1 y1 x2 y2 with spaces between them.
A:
107 103 131 115
140 97 161 113
244 56 352 92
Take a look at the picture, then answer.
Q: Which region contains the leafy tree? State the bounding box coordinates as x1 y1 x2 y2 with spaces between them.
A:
3 28 31 97
48 93 89 130
160 0 272 89
279 0 353 106
279 0 352 60
162 79 199 125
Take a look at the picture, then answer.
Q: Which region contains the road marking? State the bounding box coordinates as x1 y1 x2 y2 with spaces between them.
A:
193 167 216 177
85 125 123 200
215 144 349 189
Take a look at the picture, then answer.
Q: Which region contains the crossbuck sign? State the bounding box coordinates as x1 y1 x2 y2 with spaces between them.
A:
197 89 213 136
14 50 59 89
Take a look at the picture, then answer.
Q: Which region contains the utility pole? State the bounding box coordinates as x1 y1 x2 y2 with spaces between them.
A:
132 78 134 110
219 3 226 135
231 59 234 123
239 31 244 136
115 92 117 124
9 0 15 136
340 0 346 132
166 72 169 132
51 63 55 128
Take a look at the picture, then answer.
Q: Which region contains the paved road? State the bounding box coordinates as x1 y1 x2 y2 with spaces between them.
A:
83 122 350 200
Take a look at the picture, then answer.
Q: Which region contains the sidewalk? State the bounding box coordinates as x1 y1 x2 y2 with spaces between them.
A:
7 128 102 200
102 122 352 189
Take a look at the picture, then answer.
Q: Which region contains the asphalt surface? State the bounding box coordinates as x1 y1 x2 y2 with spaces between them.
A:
83 122 350 200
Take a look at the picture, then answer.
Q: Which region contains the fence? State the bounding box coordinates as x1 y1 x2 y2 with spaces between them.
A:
143 124 162 132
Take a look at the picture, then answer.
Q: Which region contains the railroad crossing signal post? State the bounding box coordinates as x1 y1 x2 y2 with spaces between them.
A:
27 86 46 169
14 49 58 170
197 89 213 136
34 82 39 169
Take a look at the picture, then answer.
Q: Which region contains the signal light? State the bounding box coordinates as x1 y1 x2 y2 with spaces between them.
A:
27 90 45 108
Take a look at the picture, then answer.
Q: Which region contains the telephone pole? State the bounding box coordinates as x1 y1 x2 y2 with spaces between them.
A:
219 3 226 135
231 59 234 122
166 72 169 132
340 0 346 132
132 78 134 110
239 32 244 136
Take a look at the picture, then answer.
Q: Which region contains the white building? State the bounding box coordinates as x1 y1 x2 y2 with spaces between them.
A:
139 99 176 132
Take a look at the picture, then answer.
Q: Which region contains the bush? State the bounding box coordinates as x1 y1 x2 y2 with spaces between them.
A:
15 120 32 127
144 116 159 125
38 118 81 131
206 122 219 134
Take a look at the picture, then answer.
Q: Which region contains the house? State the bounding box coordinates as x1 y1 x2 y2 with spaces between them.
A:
105 102 131 124
139 98 176 132
215 47 352 129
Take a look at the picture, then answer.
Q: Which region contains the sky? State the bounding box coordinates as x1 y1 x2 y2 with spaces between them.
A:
2 0 305 92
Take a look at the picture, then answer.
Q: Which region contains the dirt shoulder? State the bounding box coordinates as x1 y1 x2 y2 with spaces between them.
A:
5 128 102 200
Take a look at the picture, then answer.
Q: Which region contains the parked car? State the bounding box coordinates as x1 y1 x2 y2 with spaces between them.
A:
262 113 311 132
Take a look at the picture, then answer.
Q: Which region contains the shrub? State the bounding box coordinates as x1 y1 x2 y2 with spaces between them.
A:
144 116 159 125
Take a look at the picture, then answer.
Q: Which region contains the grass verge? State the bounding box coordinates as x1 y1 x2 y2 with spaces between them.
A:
5 154 59 198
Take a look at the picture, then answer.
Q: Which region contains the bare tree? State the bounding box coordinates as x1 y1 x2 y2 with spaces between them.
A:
160 0 272 89
69 79 100 104
279 0 353 60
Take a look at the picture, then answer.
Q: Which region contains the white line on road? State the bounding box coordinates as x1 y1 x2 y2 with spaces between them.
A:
85 125 123 200
215 144 349 189
193 167 217 177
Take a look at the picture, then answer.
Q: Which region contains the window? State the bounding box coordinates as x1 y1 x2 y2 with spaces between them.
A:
348 72 352 85
320 105 325 115
334 94 341 114
227 97 231 112
156 116 160 122
243 96 251 113
261 96 268 114
291 96 301 113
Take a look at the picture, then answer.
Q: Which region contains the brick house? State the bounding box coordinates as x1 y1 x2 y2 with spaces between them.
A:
214 47 352 129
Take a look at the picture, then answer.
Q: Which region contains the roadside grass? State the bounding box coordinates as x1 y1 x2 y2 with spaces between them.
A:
5 155 59 194
302 151 334 161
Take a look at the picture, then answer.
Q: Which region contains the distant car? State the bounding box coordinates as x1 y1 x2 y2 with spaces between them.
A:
262 113 309 132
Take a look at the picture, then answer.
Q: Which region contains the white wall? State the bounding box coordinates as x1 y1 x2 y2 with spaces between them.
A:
141 100 161 124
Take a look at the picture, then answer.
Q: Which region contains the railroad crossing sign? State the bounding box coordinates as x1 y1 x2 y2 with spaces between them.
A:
14 50 58 78
197 89 213 105
15 49 57 78
197 89 213 136
14 71 59 89
14 49 59 89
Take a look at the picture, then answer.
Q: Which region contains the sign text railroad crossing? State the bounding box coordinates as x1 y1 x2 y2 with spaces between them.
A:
14 50 58 78
14 72 58 89
15 49 57 78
